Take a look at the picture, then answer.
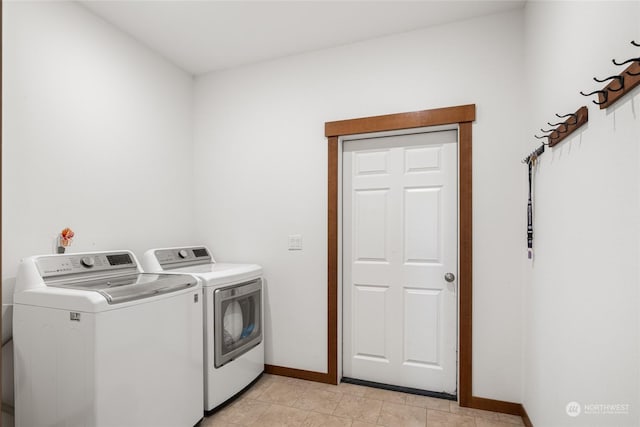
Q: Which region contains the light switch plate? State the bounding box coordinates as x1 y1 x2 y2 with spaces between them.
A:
288 234 302 250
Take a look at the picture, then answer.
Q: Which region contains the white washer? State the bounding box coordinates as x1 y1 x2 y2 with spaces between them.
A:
142 246 264 412
13 250 203 427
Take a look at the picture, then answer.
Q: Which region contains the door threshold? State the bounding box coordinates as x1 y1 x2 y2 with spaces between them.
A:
341 377 457 401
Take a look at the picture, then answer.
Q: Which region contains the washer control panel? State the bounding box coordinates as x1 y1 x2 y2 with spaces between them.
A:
155 247 212 267
80 257 95 268
36 251 137 279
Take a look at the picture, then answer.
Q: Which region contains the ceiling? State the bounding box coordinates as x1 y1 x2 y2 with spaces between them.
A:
80 0 525 75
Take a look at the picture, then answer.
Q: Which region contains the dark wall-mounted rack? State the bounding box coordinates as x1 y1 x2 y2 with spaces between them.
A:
522 40 637 166
533 106 589 148
521 40 638 257
581 40 640 109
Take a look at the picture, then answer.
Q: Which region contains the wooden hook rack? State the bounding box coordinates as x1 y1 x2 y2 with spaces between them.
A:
533 106 589 149
547 106 589 147
596 61 640 109
580 41 640 109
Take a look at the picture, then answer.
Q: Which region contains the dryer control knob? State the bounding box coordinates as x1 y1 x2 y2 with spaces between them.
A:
178 249 189 259
80 257 95 268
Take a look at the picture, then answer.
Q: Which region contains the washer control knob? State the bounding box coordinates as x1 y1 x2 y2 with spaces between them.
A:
80 257 95 268
178 249 189 259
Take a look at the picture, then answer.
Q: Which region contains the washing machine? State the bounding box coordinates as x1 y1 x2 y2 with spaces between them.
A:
142 246 263 412
13 250 204 427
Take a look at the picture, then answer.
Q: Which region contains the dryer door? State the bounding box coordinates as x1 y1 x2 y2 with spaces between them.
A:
214 279 262 368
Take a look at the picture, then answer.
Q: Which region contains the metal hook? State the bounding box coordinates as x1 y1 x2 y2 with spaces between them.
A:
616 45 640 75
617 55 640 76
555 112 578 126
533 135 550 145
580 89 608 105
612 42 640 74
611 57 640 67
540 128 560 139
547 121 569 133
593 75 624 92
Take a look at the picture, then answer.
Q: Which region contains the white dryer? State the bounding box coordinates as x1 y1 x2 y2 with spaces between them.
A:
13 250 203 427
142 246 264 412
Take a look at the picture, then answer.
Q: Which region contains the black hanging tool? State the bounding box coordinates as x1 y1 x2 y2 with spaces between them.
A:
523 144 545 259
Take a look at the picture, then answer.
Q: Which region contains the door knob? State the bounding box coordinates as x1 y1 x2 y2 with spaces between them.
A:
444 272 455 283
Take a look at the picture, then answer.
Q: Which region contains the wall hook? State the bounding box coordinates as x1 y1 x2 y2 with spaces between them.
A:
547 121 568 132
533 135 550 145
613 57 640 76
612 41 640 75
593 75 624 91
612 57 640 67
555 112 578 125
539 128 559 140
580 89 608 105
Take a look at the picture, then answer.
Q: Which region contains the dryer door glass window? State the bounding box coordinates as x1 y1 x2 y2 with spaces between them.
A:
214 279 262 368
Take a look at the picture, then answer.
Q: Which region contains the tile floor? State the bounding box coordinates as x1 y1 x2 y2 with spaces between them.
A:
200 374 525 427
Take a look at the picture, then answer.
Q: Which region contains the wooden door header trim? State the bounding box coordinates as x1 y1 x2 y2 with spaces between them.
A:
325 104 476 137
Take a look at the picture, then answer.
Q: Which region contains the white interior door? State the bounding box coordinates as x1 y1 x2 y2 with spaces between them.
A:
342 130 458 394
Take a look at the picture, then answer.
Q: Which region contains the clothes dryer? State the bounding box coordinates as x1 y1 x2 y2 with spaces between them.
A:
142 246 264 412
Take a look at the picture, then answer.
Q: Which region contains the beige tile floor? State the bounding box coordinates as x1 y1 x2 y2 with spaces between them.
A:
200 374 525 427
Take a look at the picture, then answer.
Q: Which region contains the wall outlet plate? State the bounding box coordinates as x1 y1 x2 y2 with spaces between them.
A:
288 234 302 250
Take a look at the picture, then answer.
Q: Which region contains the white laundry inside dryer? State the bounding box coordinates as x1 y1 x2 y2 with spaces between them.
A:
224 300 244 343
215 279 262 367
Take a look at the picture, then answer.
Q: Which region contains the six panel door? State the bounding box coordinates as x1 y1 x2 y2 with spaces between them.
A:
342 130 458 394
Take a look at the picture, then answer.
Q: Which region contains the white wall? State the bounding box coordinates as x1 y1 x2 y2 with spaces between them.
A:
2 2 196 421
194 9 526 402
523 1 640 426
